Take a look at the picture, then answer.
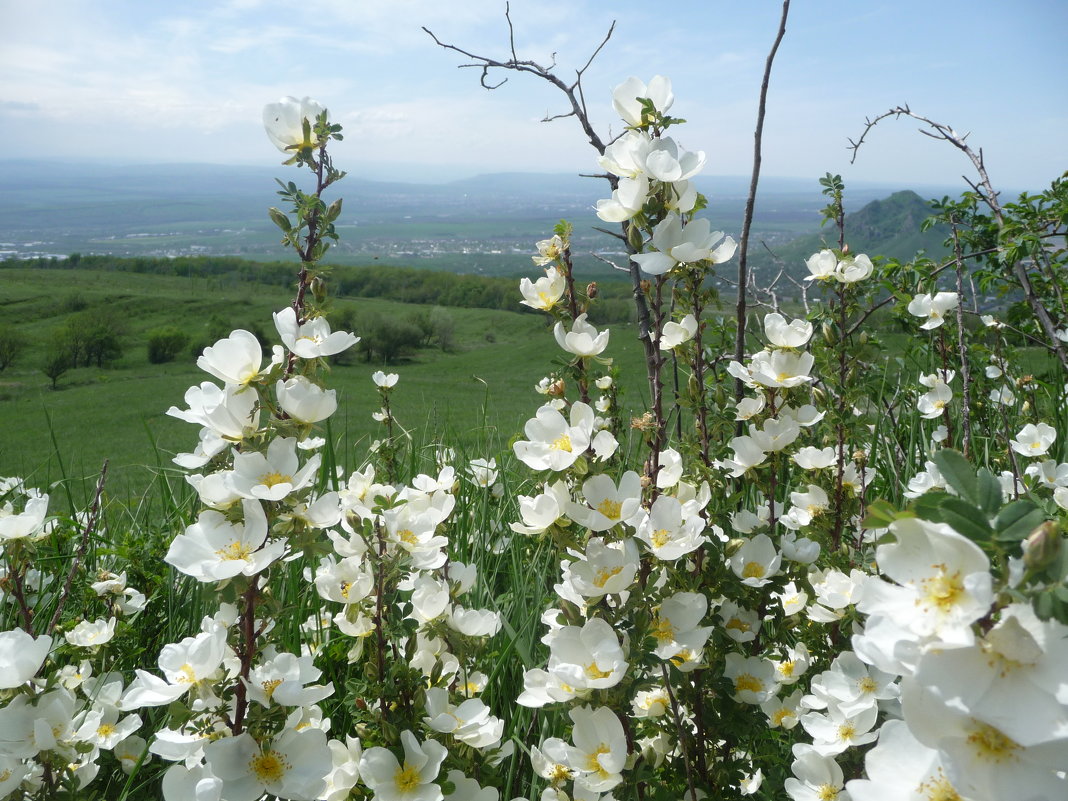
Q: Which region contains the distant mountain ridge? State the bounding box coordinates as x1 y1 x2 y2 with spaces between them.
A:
0 161 954 274
748 190 949 278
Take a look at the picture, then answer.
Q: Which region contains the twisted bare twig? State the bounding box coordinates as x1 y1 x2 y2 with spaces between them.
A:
849 105 1068 372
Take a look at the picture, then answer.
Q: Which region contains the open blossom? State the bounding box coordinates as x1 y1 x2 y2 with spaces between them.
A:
554 314 609 357
748 349 815 388
545 618 627 692
263 95 325 152
0 629 52 688
635 494 706 559
165 499 286 582
612 75 674 127
533 235 566 265
836 253 873 282
644 137 706 183
632 214 736 275
0 490 51 542
205 727 331 801
513 402 595 471
804 250 838 281
230 437 321 502
764 312 812 348
803 249 873 283
730 533 782 587
660 313 698 350
568 471 642 532
907 291 959 329
564 705 627 793
858 517 992 644
519 266 566 310
276 376 337 424
359 730 447 801
274 306 358 359
197 329 263 386
1010 422 1056 457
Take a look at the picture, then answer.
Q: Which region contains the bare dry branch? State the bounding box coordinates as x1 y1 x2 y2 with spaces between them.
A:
735 0 792 410
849 105 1068 371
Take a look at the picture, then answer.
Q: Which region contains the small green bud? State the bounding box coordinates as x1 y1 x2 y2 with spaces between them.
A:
325 197 343 223
821 321 836 345
687 373 701 401
1023 521 1061 572
268 207 292 232
627 223 645 252
311 276 327 304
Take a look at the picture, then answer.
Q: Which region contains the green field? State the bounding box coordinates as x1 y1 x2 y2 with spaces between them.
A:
0 266 658 495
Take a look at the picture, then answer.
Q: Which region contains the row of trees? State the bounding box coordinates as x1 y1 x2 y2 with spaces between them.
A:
0 304 460 391
11 253 639 323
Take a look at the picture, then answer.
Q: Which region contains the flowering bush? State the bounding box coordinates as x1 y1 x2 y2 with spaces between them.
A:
0 74 1066 801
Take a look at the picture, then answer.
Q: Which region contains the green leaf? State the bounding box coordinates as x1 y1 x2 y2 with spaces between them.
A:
938 497 992 543
994 499 1045 543
910 490 948 522
976 468 1003 516
932 449 978 505
861 499 900 530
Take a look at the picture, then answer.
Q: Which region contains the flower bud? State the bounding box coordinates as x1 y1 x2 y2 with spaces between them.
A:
627 223 644 252
687 374 701 400
268 207 292 232
821 321 836 345
1023 521 1061 572
725 538 745 557
548 379 566 397
311 276 327 303
586 282 599 299
842 243 851 256
640 280 652 295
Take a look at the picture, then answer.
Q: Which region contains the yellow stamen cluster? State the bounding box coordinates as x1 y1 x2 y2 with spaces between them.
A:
394 764 421 791
216 541 252 561
259 471 292 488
966 721 1020 764
734 673 763 693
551 434 573 452
249 750 289 783
596 498 622 520
742 561 766 579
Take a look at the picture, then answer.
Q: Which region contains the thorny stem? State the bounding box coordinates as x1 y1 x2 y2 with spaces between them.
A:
231 575 260 734
831 283 848 551
8 560 35 634
661 663 699 801
47 460 109 636
684 273 712 466
647 276 668 493
374 521 388 716
560 245 590 404
951 221 973 458
936 326 956 448
283 146 329 381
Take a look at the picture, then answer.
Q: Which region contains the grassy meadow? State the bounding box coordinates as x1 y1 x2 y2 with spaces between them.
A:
0 265 659 496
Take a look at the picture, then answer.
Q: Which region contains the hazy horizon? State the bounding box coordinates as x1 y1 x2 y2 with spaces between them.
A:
2 1 1065 191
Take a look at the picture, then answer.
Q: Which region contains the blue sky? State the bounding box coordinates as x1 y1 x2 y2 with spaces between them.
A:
1 0 1065 190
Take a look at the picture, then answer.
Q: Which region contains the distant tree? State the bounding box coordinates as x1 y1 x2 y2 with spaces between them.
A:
41 330 73 390
429 306 455 351
0 325 27 372
65 313 124 368
147 326 190 364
